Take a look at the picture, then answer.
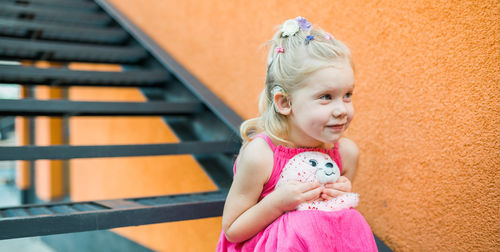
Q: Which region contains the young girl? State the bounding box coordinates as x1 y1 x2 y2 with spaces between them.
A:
217 17 377 251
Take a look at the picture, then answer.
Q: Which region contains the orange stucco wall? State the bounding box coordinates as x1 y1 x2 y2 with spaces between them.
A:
15 87 30 190
19 62 66 200
34 85 65 201
106 0 499 250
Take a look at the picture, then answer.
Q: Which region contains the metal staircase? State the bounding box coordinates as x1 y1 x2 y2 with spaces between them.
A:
0 0 242 240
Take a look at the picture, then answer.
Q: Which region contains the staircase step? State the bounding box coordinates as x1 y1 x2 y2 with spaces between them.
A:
0 0 99 12
0 37 147 63
0 190 227 239
0 4 112 27
0 17 127 44
0 99 204 116
0 141 239 160
0 65 170 87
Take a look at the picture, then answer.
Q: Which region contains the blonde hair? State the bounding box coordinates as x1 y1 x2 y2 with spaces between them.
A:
240 17 353 146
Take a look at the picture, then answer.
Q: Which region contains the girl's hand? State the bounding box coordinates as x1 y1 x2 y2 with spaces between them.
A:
321 176 352 200
271 181 323 212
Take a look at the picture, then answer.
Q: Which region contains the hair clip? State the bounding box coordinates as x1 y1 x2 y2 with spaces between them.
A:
275 46 285 54
305 35 315 45
295 16 312 31
325 34 333 40
281 17 312 37
281 19 300 37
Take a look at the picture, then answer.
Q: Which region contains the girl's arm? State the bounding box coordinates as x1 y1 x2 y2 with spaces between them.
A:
222 138 322 243
321 137 359 199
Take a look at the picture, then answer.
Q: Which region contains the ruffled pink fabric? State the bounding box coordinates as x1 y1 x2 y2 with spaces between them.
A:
217 134 377 252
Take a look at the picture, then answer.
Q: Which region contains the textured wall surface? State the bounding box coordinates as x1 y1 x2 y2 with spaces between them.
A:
108 0 499 250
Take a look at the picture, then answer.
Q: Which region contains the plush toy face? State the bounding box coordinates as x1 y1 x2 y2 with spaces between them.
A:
275 151 359 211
276 151 340 187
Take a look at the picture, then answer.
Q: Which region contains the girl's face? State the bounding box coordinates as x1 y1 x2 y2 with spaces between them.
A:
287 61 354 148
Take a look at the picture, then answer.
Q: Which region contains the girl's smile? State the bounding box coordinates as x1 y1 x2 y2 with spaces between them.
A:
325 124 346 132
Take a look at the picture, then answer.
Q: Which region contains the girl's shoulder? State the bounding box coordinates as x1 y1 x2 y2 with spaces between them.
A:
337 137 359 158
337 137 359 179
239 136 274 161
235 136 274 181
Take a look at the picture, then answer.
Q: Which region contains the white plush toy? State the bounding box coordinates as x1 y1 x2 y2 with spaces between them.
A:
275 151 359 211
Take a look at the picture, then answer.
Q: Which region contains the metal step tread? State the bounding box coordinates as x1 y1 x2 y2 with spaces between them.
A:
0 141 240 160
0 0 99 12
0 17 127 44
0 37 147 63
0 99 204 116
0 4 111 26
0 190 228 239
0 65 170 87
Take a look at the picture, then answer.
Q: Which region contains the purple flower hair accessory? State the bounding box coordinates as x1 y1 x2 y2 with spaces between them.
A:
295 16 312 31
305 35 315 45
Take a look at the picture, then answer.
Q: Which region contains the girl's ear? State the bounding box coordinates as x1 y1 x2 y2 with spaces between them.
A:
274 91 291 115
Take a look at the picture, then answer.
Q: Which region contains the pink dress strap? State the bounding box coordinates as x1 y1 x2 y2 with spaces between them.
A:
333 141 342 172
254 133 276 152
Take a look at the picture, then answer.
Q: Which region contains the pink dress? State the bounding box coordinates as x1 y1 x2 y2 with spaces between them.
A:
217 134 378 251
